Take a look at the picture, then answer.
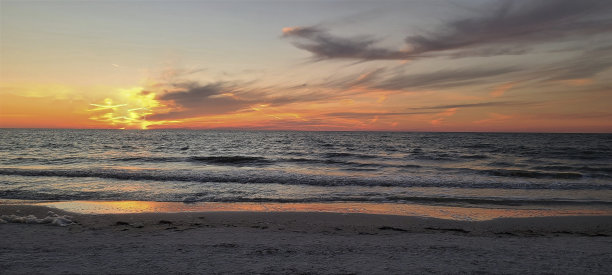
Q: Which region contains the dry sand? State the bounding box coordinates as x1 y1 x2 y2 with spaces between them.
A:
1 204 611 274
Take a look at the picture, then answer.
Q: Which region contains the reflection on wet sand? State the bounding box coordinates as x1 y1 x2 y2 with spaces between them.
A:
38 201 612 221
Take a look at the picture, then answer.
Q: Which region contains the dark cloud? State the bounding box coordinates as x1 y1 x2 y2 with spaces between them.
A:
373 67 519 90
149 82 257 120
282 26 412 60
158 83 224 108
283 0 612 61
404 0 612 55
148 80 355 120
410 101 529 110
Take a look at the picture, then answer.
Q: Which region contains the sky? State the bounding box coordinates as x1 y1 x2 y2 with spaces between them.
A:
1 0 611 132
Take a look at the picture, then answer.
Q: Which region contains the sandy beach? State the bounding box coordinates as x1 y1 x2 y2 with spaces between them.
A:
1 203 611 274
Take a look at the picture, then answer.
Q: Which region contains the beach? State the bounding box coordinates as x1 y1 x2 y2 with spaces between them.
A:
2 203 611 274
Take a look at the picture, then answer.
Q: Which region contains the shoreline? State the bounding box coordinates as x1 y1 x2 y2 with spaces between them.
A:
2 203 612 236
1 203 611 274
3 199 612 221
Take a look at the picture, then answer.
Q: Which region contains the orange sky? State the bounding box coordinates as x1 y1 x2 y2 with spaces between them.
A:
1 1 611 132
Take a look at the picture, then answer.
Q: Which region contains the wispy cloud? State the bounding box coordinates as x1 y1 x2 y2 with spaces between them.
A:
543 45 612 81
351 68 387 87
411 101 528 110
430 108 457 126
325 111 434 119
283 0 612 61
375 67 519 91
489 83 515 97
403 0 612 56
282 26 412 61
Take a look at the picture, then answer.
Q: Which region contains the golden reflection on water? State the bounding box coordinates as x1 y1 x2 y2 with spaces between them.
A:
38 201 612 221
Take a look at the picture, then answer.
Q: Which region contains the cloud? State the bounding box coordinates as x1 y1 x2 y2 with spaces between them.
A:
325 111 434 119
373 67 519 90
149 82 257 120
430 108 457 125
411 101 527 110
544 45 612 81
147 78 355 121
444 46 530 59
490 83 514 97
403 0 612 55
282 26 412 60
283 0 612 61
352 68 387 87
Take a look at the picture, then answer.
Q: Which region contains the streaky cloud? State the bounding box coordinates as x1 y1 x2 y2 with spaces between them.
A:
404 0 612 55
325 111 435 119
373 67 519 91
411 101 530 110
544 45 612 81
282 0 612 61
282 26 412 61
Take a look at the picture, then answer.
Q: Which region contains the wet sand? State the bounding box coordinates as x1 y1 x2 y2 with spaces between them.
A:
1 204 611 274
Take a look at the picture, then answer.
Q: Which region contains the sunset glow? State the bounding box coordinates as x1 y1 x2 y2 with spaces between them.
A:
87 87 179 129
1 0 611 132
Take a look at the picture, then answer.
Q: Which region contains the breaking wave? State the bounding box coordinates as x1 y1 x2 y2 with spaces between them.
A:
1 167 610 190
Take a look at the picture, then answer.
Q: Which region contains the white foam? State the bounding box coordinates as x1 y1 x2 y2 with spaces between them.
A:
0 211 73 226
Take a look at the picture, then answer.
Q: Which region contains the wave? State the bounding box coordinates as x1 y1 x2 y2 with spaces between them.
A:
410 151 488 161
283 157 420 169
114 155 273 166
109 155 389 167
462 143 494 149
1 167 610 190
2 189 610 206
1 156 84 165
188 156 272 165
112 156 185 162
284 157 375 167
4 153 422 170
490 146 612 160
488 161 528 168
323 152 378 159
413 155 455 161
481 169 583 179
532 165 612 173
460 154 488 159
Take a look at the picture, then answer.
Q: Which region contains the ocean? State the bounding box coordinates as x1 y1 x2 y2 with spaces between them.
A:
1 129 611 210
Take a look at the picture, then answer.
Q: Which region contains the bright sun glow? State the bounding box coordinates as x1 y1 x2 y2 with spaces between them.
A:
88 87 177 129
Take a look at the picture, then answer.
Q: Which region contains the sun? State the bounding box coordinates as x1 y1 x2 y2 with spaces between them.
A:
88 87 177 129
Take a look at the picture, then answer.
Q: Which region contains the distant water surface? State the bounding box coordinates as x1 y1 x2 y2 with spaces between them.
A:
1 129 611 209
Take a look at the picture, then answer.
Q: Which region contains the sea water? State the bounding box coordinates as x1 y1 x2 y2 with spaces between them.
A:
1 129 611 210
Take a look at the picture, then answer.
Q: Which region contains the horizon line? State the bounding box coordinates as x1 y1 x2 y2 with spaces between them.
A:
1 127 610 134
